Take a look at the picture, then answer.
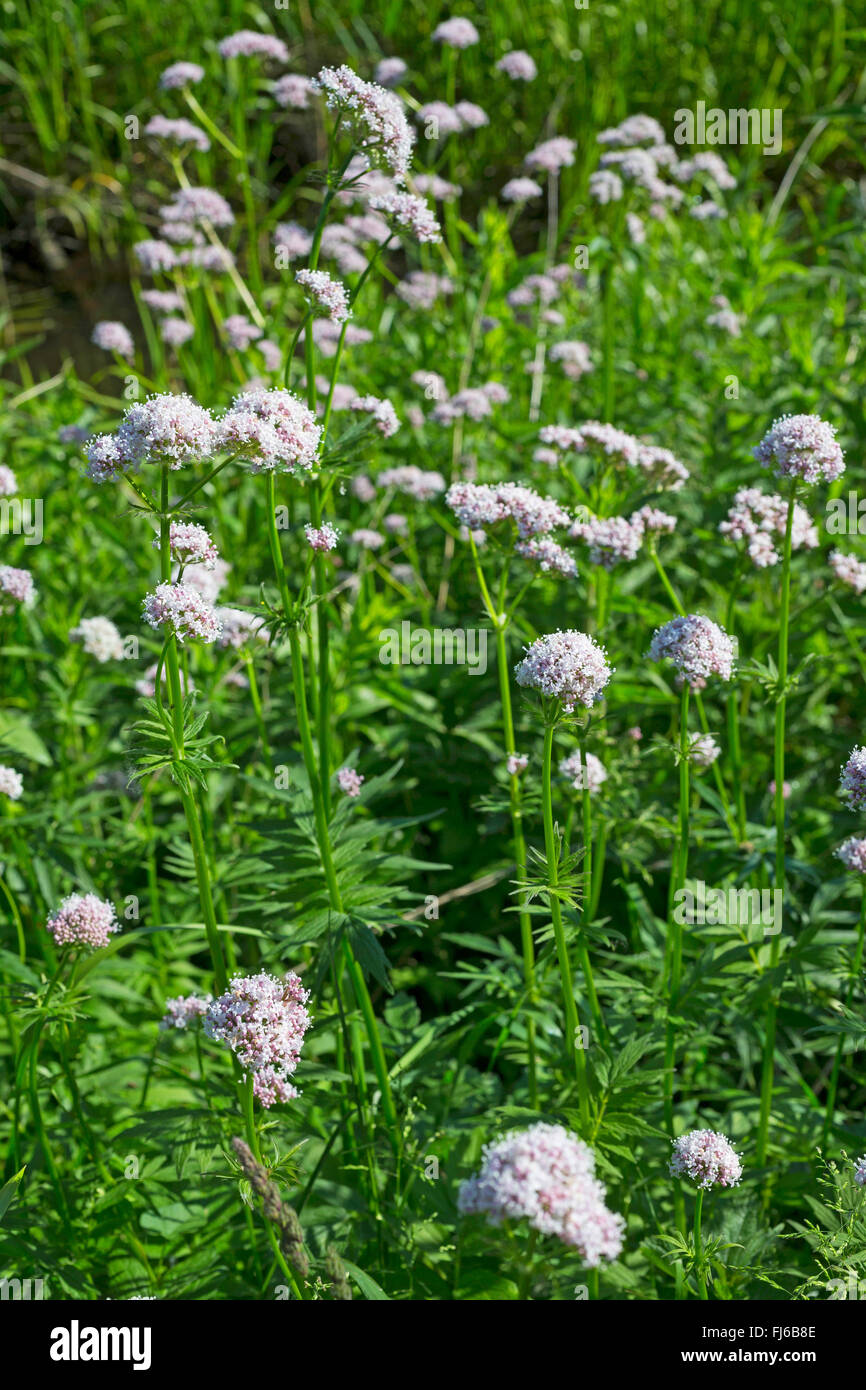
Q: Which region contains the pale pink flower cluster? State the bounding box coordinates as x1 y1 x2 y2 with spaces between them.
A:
454 100 488 129
218 30 289 61
570 513 644 569
754 414 844 486
706 295 742 336
86 393 217 481
350 394 400 436
431 383 508 423
313 320 372 356
446 481 570 539
136 663 195 699
46 894 119 950
559 749 607 793
598 114 666 147
589 170 623 204
719 488 818 567
649 615 735 687
141 290 183 314
204 971 311 1108
273 221 314 261
351 475 377 502
549 340 593 380
829 550 866 594
350 528 385 550
92 321 135 359
161 185 235 228
507 273 561 309
395 270 454 310
501 177 543 203
539 420 641 470
145 115 210 152
378 465 446 499
677 151 737 190
458 1123 624 1266
304 522 341 552
159 521 219 570
322 214 376 263
854 1156 866 1186
636 444 689 491
496 50 536 80
670 1129 742 1189
574 422 633 457
506 754 528 776
215 607 268 650
219 388 321 472
370 190 440 242
274 73 317 109
160 994 211 1030
159 61 204 89
525 137 576 173
515 630 612 712
689 732 721 768
633 505 677 534
296 269 351 322
182 557 230 603
70 616 124 662
0 565 36 609
338 766 364 797
599 147 659 183
433 16 479 47
375 58 407 86
161 317 194 348
223 315 262 351
836 837 866 874
627 212 646 245
839 747 866 811
0 766 23 800
414 173 461 200
142 582 222 644
314 66 414 181
692 199 728 223
0 465 17 495
515 536 577 577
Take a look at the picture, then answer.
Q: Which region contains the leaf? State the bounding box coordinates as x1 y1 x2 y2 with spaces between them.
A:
0 1167 25 1224
341 1260 390 1300
0 711 51 765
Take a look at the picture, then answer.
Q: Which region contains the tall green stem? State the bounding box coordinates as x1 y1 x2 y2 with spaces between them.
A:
665 686 690 1246
159 465 228 994
242 1073 304 1299
578 729 604 1040
542 723 589 1127
694 1188 707 1299
494 622 538 1107
264 476 400 1153
756 492 795 1167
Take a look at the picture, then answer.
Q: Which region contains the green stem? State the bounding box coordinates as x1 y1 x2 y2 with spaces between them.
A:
244 653 272 764
578 729 604 1041
664 685 690 1151
160 465 228 994
242 1073 304 1299
494 622 538 1108
263 476 399 1153
542 722 589 1127
756 491 795 1169
694 1188 707 1299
